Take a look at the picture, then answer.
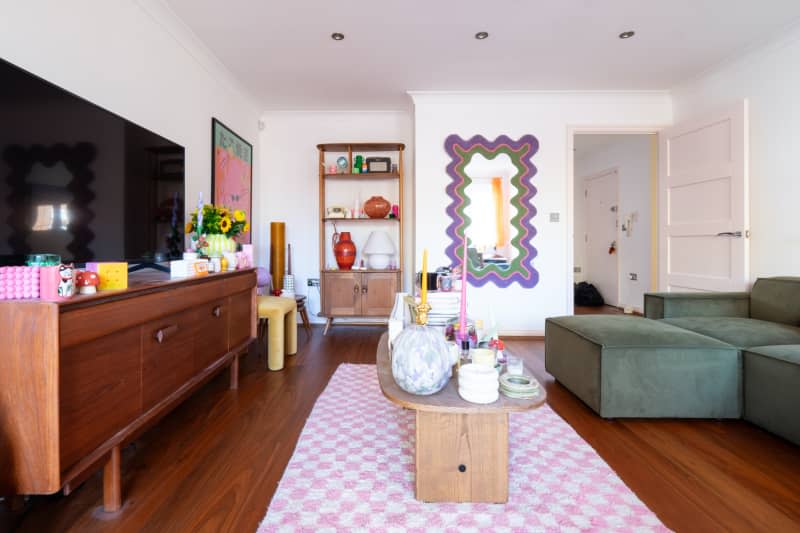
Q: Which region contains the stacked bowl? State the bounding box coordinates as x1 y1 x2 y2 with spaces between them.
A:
458 363 499 404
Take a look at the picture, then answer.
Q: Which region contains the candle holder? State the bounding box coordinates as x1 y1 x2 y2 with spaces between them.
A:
415 301 432 326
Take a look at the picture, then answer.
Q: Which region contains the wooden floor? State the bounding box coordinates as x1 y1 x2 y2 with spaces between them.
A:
9 320 800 532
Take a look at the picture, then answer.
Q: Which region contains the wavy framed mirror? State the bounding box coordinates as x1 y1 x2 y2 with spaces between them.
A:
444 134 539 288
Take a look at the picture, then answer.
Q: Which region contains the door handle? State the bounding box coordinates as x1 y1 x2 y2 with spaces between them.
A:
212 305 221 318
154 324 179 344
716 231 743 238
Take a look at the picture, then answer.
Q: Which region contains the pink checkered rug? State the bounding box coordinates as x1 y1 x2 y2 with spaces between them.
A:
258 364 669 532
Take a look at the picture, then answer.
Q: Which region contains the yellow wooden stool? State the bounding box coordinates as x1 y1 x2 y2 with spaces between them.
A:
257 296 297 371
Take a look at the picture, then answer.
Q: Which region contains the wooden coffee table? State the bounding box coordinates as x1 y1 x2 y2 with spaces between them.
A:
376 333 546 503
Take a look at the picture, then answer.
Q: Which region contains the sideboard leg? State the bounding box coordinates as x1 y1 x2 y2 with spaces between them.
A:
102 446 122 513
230 352 240 390
323 318 333 336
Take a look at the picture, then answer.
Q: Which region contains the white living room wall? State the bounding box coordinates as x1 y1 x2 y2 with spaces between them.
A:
0 0 261 246
258 111 414 322
411 92 671 335
574 134 655 312
671 24 800 279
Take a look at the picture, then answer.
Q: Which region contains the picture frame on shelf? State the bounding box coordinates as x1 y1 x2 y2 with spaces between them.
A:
211 118 253 244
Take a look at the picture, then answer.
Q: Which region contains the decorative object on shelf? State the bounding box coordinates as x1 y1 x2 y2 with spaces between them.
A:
353 155 364 173
205 233 237 257
364 195 391 218
332 229 356 270
458 363 500 404
212 118 253 244
85 262 128 290
444 133 540 288
25 254 61 267
223 251 238 271
328 164 337 174
236 250 252 270
326 206 347 219
0 266 40 300
336 156 348 173
366 156 391 173
363 231 396 269
76 270 99 294
40 263 76 300
390 204 399 219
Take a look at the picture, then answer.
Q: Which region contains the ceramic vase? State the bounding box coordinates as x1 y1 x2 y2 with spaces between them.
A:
205 234 236 257
391 325 456 395
364 196 391 218
332 231 356 270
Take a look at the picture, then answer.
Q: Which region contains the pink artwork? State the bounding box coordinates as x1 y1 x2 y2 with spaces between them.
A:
212 118 253 244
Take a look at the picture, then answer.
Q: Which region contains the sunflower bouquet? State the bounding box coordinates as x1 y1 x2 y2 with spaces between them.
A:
185 204 250 238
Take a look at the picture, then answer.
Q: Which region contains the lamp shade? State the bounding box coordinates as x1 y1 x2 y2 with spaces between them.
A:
363 231 396 269
363 231 396 255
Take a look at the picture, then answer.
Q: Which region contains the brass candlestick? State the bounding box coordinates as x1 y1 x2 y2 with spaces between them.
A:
415 302 432 326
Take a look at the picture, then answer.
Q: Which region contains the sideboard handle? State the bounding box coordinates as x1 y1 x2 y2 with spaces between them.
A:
361 285 368 294
155 324 179 344
353 283 360 294
212 306 221 318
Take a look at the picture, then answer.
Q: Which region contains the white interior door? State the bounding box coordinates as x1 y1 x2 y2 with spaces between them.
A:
659 101 749 292
585 169 619 306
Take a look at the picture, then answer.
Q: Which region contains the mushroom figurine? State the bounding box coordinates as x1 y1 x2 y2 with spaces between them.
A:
76 270 100 294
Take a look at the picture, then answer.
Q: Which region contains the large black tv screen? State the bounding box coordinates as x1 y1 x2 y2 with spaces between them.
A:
0 58 185 266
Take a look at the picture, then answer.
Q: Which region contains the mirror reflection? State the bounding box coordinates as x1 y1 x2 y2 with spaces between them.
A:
463 153 518 270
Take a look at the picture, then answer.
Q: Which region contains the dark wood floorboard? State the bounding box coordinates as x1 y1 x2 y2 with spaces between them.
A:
9 320 800 532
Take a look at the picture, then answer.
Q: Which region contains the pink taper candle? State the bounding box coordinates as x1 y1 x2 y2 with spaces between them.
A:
459 233 468 341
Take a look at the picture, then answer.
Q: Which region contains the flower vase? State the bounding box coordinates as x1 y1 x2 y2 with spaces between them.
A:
205 234 236 257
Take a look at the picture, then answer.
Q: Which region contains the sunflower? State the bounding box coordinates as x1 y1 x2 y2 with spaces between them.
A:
243 223 250 233
219 216 232 233
184 221 193 233
234 209 246 222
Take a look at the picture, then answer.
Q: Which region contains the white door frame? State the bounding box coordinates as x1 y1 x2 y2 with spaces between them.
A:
582 167 621 306
566 126 667 315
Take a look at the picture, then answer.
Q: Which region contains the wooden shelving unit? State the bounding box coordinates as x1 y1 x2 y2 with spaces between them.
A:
318 142 405 335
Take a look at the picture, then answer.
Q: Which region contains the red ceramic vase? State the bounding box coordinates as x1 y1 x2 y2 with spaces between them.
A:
333 231 356 270
364 196 391 218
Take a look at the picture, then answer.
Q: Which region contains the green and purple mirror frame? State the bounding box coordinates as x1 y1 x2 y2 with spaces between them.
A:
444 134 539 288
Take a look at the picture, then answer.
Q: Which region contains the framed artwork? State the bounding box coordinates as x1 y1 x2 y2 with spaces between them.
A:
211 118 253 244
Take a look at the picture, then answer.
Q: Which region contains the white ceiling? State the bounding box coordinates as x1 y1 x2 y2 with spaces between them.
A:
165 0 800 110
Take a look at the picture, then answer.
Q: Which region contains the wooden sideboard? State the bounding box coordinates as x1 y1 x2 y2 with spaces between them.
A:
0 269 256 512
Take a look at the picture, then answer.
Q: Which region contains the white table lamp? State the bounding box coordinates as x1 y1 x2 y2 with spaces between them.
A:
363 231 396 269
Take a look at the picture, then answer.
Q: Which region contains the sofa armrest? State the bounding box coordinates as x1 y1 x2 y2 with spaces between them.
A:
644 292 750 319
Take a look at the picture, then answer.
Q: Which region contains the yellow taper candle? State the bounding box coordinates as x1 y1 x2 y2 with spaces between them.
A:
421 248 428 305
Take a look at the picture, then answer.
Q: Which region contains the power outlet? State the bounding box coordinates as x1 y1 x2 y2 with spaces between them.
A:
307 278 320 287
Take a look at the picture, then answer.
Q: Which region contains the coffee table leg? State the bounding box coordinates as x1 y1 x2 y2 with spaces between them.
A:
415 411 508 503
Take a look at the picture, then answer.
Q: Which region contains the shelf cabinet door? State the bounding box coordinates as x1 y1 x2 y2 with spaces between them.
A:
193 298 229 371
322 272 361 316
361 272 399 316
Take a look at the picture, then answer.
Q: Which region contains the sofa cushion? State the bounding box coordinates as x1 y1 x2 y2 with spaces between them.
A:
661 317 800 348
743 345 800 446
749 277 800 326
545 316 740 418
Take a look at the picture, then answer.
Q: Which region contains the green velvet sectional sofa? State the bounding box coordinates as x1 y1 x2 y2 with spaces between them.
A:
545 277 800 446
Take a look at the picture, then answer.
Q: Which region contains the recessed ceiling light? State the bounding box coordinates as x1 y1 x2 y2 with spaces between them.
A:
475 31 489 40
618 31 635 39
331 32 345 41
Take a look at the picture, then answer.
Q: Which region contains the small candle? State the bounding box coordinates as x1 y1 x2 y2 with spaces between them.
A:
459 233 468 342
420 249 428 306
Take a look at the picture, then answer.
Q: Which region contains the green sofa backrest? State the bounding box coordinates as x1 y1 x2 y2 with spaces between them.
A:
750 277 800 326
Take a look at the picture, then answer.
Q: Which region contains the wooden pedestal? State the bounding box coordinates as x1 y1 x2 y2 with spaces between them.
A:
415 411 509 503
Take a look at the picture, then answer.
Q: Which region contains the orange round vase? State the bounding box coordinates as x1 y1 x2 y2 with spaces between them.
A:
364 196 391 219
333 231 356 270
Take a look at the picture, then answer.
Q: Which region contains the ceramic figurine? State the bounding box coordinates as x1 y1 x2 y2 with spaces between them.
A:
76 270 100 294
57 264 75 298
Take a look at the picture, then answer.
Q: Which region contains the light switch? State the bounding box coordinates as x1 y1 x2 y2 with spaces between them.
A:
549 212 560 223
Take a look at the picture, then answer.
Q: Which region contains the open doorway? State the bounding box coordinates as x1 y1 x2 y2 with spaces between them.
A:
573 134 657 313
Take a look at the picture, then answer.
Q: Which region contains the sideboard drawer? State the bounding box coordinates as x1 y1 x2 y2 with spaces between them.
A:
60 327 142 472
193 299 229 371
229 290 253 350
141 310 195 412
